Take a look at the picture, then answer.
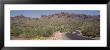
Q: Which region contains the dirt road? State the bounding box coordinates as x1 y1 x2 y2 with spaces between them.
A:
48 31 95 40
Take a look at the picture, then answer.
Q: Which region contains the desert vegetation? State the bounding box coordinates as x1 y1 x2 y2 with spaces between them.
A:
11 12 100 40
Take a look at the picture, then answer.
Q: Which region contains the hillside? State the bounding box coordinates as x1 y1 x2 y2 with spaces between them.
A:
11 12 100 40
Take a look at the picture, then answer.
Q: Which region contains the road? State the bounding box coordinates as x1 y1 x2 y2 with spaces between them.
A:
48 31 95 40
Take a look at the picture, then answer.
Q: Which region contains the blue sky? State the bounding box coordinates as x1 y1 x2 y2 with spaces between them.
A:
10 10 100 18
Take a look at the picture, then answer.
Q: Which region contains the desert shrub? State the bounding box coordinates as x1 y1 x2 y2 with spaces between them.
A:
79 20 100 37
11 25 23 36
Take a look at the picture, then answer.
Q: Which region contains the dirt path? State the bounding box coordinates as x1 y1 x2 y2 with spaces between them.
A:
47 31 65 40
47 31 95 40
